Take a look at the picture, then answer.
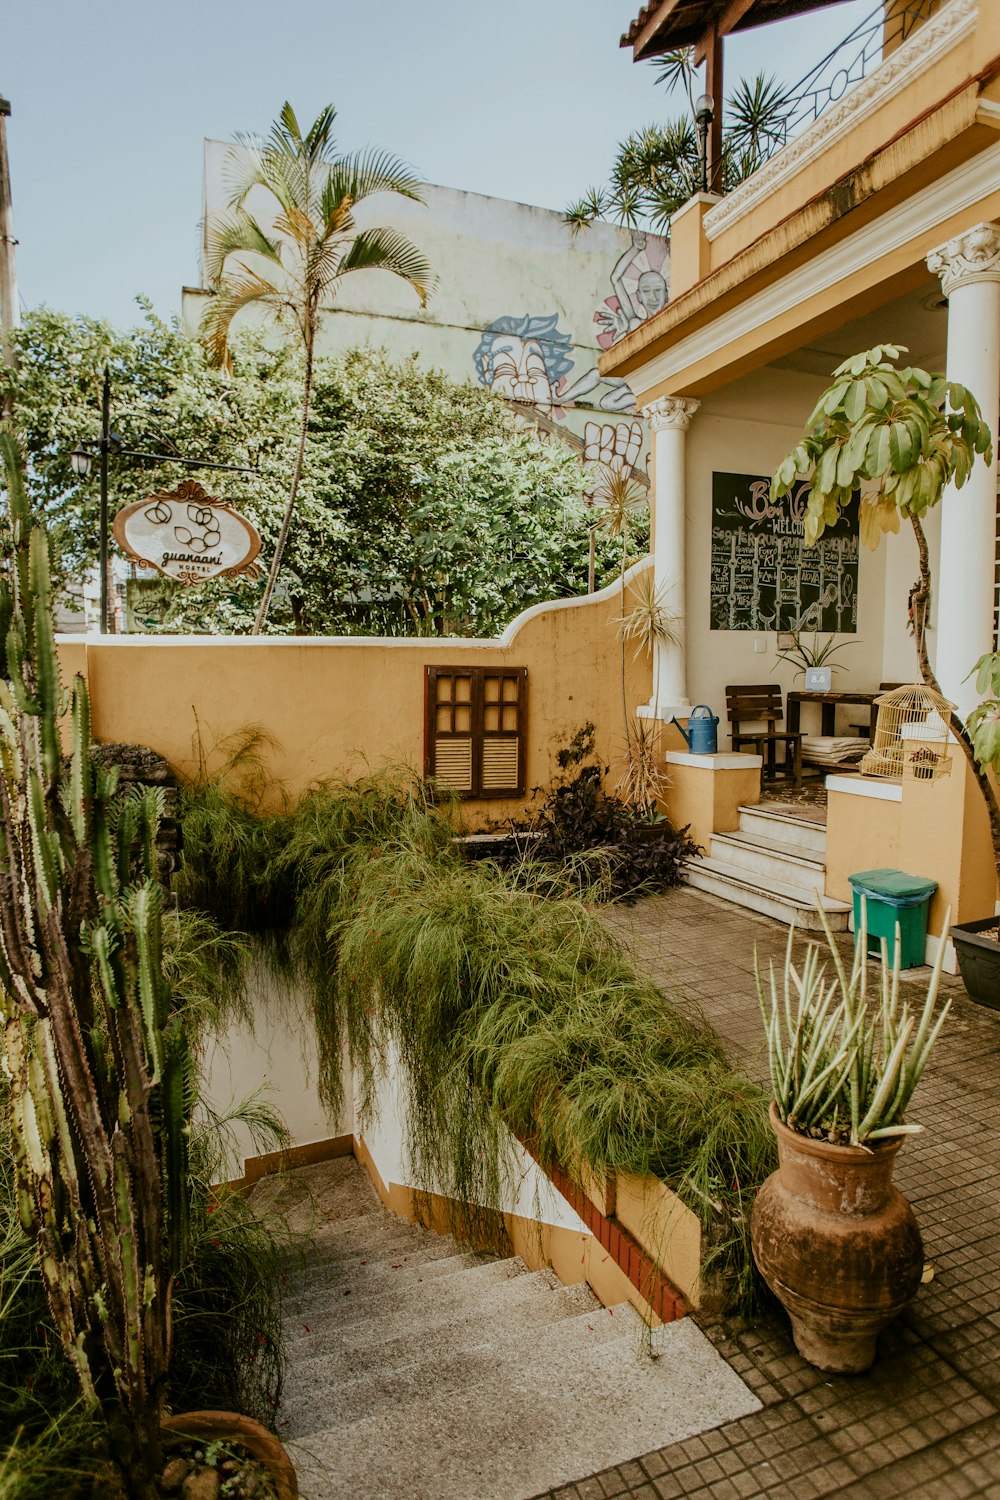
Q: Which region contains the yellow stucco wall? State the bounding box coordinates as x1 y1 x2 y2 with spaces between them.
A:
826 755 997 944
55 570 652 825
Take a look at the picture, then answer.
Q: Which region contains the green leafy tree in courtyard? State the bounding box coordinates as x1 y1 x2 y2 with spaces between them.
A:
202 102 435 633
1 313 630 636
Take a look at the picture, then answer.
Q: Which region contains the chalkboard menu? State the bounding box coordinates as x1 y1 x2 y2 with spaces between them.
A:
710 472 859 633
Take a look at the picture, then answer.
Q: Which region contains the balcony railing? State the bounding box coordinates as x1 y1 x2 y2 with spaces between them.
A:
769 0 949 149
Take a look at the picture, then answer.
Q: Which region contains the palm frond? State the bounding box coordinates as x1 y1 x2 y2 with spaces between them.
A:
648 47 696 108
332 227 436 306
563 187 608 233
200 275 291 367
617 572 680 661
320 148 426 225
203 209 284 288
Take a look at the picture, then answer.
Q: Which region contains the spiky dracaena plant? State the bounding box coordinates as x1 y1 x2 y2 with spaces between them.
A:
0 432 191 1496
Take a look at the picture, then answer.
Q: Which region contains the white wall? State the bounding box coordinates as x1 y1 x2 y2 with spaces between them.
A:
359 1038 587 1233
200 962 352 1181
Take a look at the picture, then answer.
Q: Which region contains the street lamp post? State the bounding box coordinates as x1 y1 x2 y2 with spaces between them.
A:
70 366 260 635
695 93 715 195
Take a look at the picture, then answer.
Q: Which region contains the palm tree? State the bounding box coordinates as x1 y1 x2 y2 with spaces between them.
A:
565 51 789 233
202 102 435 633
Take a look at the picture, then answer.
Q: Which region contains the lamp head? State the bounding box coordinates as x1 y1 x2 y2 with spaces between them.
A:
70 444 93 480
695 93 714 126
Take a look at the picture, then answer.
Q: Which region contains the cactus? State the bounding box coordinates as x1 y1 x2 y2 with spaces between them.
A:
0 432 192 1495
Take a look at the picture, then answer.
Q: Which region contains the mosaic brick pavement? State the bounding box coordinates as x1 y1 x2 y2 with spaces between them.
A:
532 887 1000 1500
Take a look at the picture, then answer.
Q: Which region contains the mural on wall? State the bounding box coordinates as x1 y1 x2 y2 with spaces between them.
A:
582 419 644 501
472 314 576 418
594 231 670 347
710 472 860 633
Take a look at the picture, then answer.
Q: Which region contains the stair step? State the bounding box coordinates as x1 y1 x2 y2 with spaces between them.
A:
709 830 826 891
288 1248 490 1312
283 1278 601 1402
282 1261 564 1351
286 1316 761 1500
684 856 850 931
249 1156 382 1230
737 804 827 856
282 1301 643 1438
282 1208 447 1262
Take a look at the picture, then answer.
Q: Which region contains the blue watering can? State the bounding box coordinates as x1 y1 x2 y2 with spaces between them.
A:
672 705 719 755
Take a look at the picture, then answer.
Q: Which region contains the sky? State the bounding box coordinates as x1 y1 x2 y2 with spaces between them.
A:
7 0 871 327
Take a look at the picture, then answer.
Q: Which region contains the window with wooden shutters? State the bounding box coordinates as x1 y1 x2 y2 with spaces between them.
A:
425 666 526 798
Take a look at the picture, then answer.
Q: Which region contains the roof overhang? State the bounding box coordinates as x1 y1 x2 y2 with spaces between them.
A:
621 0 858 61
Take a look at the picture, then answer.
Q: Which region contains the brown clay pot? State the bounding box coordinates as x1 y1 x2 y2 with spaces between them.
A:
751 1101 923 1374
161 1410 298 1499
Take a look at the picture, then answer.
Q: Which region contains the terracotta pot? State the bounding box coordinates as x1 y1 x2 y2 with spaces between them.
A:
751 1101 923 1374
161 1411 297 1499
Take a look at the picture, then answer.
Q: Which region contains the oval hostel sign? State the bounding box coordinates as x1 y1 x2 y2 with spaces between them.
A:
113 480 262 586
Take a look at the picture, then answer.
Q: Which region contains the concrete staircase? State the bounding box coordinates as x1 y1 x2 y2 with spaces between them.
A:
255 1156 760 1500
684 803 851 931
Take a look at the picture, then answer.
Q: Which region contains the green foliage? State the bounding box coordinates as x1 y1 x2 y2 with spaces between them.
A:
303 347 605 635
565 51 789 232
202 100 436 632
0 432 199 1493
169 1098 292 1428
0 909 279 1493
772 345 993 548
2 315 610 638
527 724 699 900
179 768 774 1311
0 305 301 617
966 651 1000 775
757 911 950 1145
774 631 856 677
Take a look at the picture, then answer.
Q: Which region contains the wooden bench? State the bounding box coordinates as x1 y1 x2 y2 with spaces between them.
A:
726 684 803 789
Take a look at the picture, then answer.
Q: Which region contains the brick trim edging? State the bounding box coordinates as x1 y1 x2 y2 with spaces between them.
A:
548 1162 688 1324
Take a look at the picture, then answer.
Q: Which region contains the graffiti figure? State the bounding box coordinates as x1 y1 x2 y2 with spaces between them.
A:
473 314 575 418
582 419 644 502
594 230 670 348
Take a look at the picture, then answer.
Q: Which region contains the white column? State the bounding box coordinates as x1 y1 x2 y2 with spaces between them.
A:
926 223 1000 717
640 395 700 719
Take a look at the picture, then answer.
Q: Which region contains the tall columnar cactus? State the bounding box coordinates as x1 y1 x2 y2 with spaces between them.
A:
0 432 191 1495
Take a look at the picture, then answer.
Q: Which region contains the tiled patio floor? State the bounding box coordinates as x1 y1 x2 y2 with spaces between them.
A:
532 887 1000 1500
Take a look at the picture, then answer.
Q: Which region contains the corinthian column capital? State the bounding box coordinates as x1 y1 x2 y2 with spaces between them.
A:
927 222 1000 295
642 395 700 432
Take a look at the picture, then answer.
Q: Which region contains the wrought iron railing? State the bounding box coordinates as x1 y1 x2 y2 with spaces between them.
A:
768 0 950 150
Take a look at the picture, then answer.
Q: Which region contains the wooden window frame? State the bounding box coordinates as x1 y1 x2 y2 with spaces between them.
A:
424 665 527 799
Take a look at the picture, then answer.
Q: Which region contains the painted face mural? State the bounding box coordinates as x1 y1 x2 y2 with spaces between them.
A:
473 314 575 418
595 230 671 349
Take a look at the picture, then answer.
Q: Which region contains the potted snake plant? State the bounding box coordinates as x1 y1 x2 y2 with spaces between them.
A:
752 906 950 1373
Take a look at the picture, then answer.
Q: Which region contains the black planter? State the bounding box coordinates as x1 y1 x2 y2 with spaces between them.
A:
950 917 1000 1011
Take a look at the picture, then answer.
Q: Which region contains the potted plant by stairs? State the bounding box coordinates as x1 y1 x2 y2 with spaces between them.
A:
0 433 297 1496
751 910 950 1373
773 344 1000 1007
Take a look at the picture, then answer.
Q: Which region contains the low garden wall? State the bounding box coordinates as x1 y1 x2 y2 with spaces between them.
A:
56 564 652 827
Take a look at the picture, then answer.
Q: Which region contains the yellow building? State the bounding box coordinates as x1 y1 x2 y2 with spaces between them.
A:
603 0 1000 962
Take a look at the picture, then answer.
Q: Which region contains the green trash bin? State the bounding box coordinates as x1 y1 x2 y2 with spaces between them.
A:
847 868 938 969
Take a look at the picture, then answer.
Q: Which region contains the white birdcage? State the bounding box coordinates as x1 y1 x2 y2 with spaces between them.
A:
859 683 955 783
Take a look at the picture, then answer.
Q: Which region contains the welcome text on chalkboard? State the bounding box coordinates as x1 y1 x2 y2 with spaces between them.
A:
710 472 859 634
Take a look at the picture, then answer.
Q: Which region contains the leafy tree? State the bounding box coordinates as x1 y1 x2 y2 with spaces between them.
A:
1 312 631 637
772 344 1000 867
289 347 630 637
202 102 435 633
0 304 302 624
565 50 788 232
